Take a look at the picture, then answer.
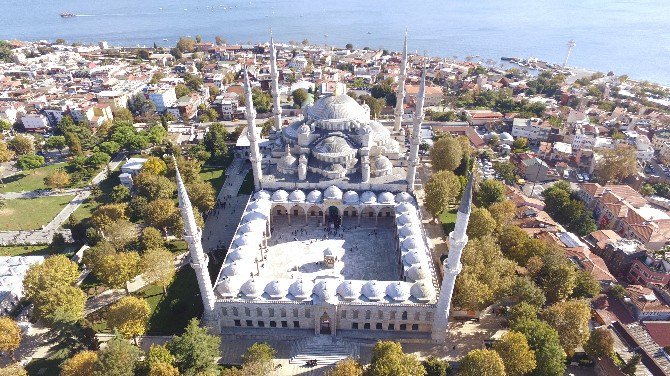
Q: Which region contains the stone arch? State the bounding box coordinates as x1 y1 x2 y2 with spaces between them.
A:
290 205 307 225
307 205 323 225
377 206 395 228
272 204 289 226
342 205 358 225
360 206 377 227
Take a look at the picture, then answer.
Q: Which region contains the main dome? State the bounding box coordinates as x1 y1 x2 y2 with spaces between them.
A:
306 95 369 122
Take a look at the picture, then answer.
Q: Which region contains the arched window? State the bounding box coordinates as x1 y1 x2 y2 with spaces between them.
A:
401 311 408 320
365 310 371 319
256 308 263 317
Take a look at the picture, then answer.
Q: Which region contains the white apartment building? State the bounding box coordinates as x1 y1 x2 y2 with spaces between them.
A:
21 114 50 131
511 118 551 143
147 86 177 113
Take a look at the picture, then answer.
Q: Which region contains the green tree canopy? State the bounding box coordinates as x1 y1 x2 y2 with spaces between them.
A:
364 341 426 376
493 331 536 376
424 170 461 219
430 137 463 172
458 349 506 376
167 318 221 376
584 327 614 360
94 336 141 376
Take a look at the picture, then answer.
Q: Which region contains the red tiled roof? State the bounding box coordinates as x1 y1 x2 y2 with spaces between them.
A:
644 321 670 347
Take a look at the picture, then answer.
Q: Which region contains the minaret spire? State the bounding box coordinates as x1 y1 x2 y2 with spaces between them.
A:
174 158 217 323
406 60 425 192
431 173 473 341
269 33 282 132
244 69 263 190
393 30 408 132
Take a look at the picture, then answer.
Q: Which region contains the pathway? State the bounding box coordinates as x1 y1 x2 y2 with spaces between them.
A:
0 153 126 246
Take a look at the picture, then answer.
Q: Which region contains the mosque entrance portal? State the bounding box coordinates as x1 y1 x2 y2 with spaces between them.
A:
327 206 341 229
320 312 332 335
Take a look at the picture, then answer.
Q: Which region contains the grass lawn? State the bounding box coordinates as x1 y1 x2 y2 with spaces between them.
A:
0 195 75 231
0 243 78 257
439 208 458 235
200 165 226 192
70 171 120 223
167 239 188 254
0 162 68 193
238 170 254 195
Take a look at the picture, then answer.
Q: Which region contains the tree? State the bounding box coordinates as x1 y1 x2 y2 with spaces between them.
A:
572 270 601 299
538 252 577 303
94 336 141 376
91 203 128 230
584 328 614 360
542 300 591 357
8 134 34 155
362 95 385 119
345 43 353 50
251 88 272 113
595 144 638 183
44 169 71 189
292 88 309 107
493 331 536 376
60 350 98 376
128 93 156 117
424 170 461 219
148 124 167 144
514 319 566 376
106 296 150 341
144 198 182 235
458 349 506 376
475 180 506 208
421 356 450 376
489 200 515 228
149 362 180 376
174 83 190 98
430 137 463 172
327 358 363 376
512 137 528 151
466 207 496 239
99 141 121 155
176 37 196 53
111 184 131 203
0 141 14 162
142 248 175 294
508 276 546 308
0 317 21 357
87 151 111 168
141 226 165 251
364 340 426 376
33 284 86 324
0 364 26 376
167 318 221 376
508 302 539 329
493 161 517 184
23 255 79 300
134 173 176 201
65 132 83 155
609 284 627 300
640 183 656 196
240 342 276 376
215 36 225 45
16 153 44 172
620 353 641 376
93 251 141 290
203 122 228 163
143 156 167 175
186 182 216 213
44 135 67 151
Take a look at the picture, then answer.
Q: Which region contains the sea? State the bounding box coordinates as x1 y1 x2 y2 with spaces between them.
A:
2 0 670 85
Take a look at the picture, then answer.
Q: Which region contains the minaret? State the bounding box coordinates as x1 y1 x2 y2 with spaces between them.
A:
393 31 408 132
269 35 282 132
432 173 473 342
175 159 217 324
406 61 425 192
244 69 263 190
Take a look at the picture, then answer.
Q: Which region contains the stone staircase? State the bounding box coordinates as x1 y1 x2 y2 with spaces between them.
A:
289 335 359 366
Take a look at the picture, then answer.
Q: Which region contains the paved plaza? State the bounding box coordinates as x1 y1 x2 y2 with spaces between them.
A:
261 219 400 281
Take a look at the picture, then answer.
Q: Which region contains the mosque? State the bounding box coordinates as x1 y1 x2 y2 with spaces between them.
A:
175 35 472 343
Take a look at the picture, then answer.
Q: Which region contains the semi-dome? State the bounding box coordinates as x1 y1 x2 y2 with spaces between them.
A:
288 190 306 203
289 279 314 301
306 94 369 122
324 185 343 200
313 136 356 160
395 192 415 204
214 278 240 298
343 191 359 204
361 280 385 301
240 278 263 299
222 261 252 277
226 247 255 262
336 280 361 301
406 264 429 281
272 190 289 202
403 250 425 265
254 190 271 200
306 190 322 203
264 280 288 299
378 192 395 205
386 281 411 302
373 156 393 173
360 191 377 204
313 280 337 301
410 281 435 302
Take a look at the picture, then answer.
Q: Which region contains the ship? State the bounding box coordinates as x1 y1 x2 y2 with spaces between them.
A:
60 12 75 18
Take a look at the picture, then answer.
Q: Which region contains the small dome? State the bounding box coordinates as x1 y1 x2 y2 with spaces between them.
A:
395 192 415 204
396 213 413 226
289 279 314 301
288 190 306 203
360 191 377 204
401 236 420 251
324 185 343 200
222 261 252 277
386 281 411 302
343 191 359 204
324 247 338 257
272 190 289 202
240 278 263 298
336 280 361 301
398 224 417 238
238 220 266 234
395 202 416 214
214 278 240 298
373 156 392 171
361 280 385 301
226 247 255 262
306 190 323 203
234 233 261 247
378 192 395 205
403 250 425 265
264 280 288 299
242 211 268 223
410 281 435 302
248 200 271 212
254 190 271 200
279 153 298 169
406 265 429 281
313 280 337 301
298 123 311 134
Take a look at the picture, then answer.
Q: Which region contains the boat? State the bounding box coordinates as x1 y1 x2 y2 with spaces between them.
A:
60 12 75 18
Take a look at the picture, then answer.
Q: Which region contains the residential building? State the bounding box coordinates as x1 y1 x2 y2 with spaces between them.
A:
20 113 49 131
147 86 177 113
511 118 551 143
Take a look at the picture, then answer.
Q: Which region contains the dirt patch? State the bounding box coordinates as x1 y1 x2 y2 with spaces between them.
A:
0 208 15 216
